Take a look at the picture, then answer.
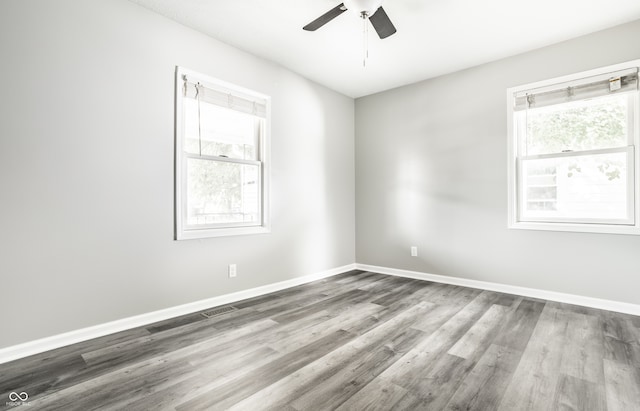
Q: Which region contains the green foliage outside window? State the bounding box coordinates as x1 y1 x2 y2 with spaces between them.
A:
526 95 628 180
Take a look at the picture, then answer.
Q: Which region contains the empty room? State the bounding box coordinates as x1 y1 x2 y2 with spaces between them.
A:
2 0 640 409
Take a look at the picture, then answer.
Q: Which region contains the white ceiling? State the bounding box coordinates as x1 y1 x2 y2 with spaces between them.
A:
129 0 640 98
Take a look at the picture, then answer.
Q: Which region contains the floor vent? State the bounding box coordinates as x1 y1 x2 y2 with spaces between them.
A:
200 306 237 318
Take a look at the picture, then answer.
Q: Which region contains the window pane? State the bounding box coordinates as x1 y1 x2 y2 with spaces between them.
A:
524 94 628 155
186 158 260 226
520 151 630 222
184 99 259 160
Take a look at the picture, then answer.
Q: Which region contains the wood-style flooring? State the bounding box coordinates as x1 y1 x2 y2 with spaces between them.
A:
1 270 640 410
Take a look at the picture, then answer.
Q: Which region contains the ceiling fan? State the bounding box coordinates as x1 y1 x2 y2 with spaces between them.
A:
303 0 397 39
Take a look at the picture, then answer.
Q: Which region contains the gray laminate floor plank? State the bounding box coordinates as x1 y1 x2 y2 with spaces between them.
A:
445 343 522 411
175 330 355 411
187 309 340 368
334 377 409 411
228 292 284 310
601 311 640 344
342 297 432 337
604 336 640 367
34 356 196 411
334 270 380 285
0 326 150 395
268 303 385 355
270 288 372 324
238 291 330 315
603 359 640 411
493 298 546 351
355 275 414 295
552 373 607 411
370 279 425 306
126 346 281 411
291 329 425 411
81 316 275 367
356 274 404 292
448 304 509 359
2 271 638 411
558 311 605 384
379 291 506 395
497 305 572 411
228 301 433 411
3 319 277 407
422 283 480 306
0 353 87 404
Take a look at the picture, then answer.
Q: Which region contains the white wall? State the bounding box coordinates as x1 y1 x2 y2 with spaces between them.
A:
355 20 640 305
0 0 355 349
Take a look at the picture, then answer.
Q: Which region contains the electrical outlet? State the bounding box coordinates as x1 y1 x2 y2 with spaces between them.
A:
410 246 418 257
228 264 237 278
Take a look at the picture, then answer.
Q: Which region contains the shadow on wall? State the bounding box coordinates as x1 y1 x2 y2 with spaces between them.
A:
271 74 341 276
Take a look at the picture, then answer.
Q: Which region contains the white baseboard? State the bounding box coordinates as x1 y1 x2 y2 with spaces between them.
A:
3 262 638 365
356 263 640 316
0 263 356 365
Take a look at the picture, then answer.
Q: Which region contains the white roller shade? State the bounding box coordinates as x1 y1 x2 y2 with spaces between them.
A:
183 80 267 118
514 68 638 111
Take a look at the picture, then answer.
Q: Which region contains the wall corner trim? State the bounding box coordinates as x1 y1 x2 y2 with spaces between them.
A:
356 263 640 316
0 263 356 365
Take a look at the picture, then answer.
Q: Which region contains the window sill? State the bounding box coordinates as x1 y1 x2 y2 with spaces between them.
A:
176 225 270 240
509 221 640 236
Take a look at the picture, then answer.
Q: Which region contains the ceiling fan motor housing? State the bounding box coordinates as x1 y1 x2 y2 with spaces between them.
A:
344 0 382 17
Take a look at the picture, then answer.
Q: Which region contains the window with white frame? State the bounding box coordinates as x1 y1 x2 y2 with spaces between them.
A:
175 67 270 240
507 62 640 235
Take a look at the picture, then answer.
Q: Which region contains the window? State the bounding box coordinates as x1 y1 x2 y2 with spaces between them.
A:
507 61 640 235
175 67 270 239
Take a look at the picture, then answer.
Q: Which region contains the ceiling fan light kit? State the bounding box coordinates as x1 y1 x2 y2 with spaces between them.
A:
344 0 382 17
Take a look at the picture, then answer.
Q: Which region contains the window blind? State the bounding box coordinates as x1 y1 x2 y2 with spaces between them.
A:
183 80 267 118
513 67 638 111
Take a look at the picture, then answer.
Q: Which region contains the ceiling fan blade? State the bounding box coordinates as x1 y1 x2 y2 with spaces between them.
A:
369 6 396 39
303 3 347 31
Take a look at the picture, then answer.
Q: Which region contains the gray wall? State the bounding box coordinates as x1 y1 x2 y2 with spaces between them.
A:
0 0 355 349
355 20 640 305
